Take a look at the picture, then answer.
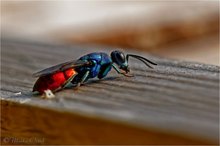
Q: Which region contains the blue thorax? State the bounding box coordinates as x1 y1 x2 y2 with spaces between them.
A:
76 52 112 80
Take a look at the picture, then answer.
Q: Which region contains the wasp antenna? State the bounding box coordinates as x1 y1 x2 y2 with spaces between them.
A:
135 57 154 69
127 54 157 66
127 54 155 69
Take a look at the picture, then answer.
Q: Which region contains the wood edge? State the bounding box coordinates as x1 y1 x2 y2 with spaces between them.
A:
1 100 217 145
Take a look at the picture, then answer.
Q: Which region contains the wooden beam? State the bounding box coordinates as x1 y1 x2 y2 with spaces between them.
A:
1 41 219 145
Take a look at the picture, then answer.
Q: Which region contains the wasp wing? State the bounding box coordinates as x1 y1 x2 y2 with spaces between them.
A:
33 60 90 77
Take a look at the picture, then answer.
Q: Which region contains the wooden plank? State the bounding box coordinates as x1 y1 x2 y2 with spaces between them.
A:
1 40 219 145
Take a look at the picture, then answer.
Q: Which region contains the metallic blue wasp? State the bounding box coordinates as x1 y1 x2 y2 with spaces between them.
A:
33 50 157 94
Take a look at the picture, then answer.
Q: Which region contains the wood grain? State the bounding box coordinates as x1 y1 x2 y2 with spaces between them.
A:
1 41 219 145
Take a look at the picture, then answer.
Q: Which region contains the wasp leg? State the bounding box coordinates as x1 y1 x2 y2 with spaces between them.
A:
112 63 121 74
112 64 134 77
63 73 78 89
62 74 77 88
52 73 78 93
76 70 90 87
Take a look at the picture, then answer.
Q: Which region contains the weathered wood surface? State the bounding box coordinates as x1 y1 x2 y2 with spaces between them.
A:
1 41 219 145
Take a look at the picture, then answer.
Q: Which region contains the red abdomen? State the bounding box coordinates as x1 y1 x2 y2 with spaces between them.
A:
33 69 76 94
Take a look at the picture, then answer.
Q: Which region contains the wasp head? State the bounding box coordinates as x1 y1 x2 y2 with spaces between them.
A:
111 50 157 76
111 50 130 73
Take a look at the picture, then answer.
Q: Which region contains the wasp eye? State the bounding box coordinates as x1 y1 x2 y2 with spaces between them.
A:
111 50 126 65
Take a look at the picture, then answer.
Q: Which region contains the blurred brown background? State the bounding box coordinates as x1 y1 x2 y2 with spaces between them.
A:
1 1 219 65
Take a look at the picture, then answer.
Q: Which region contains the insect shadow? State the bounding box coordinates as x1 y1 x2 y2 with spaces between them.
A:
66 76 120 89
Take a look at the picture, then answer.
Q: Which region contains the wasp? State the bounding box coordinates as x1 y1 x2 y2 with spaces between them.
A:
33 50 157 94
